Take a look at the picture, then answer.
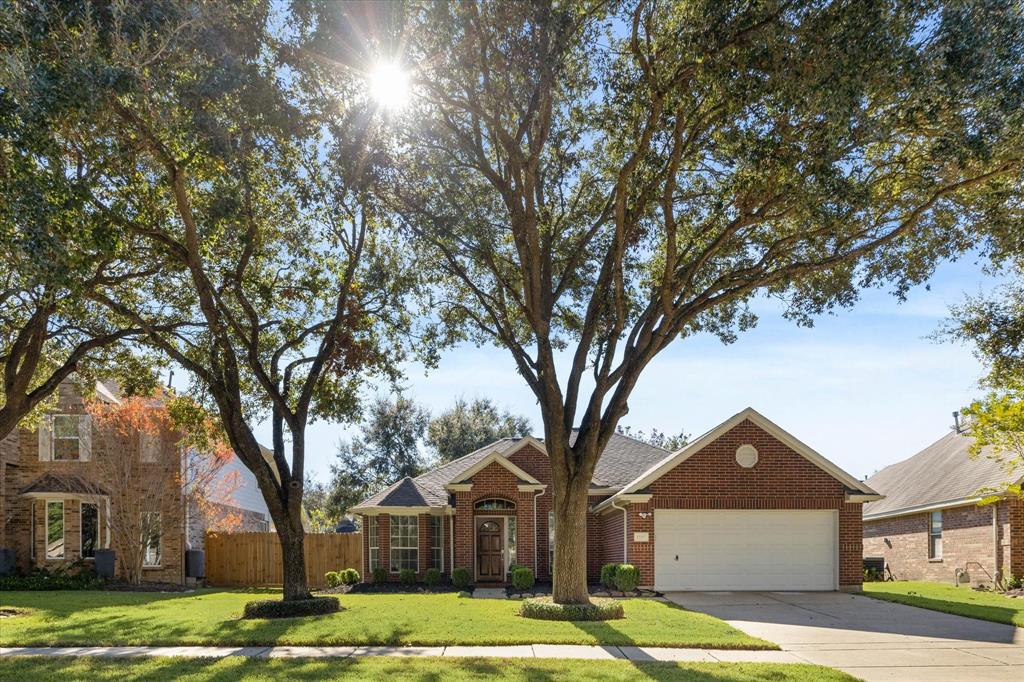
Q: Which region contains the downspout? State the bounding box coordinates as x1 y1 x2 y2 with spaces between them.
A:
533 488 545 575
611 499 629 563
993 504 1000 585
449 508 454 574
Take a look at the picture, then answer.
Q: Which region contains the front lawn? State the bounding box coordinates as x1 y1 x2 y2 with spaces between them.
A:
0 656 857 682
863 581 1024 627
0 589 773 649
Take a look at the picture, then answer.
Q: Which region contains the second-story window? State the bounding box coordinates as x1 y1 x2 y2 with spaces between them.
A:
140 430 161 463
53 415 81 460
40 414 91 461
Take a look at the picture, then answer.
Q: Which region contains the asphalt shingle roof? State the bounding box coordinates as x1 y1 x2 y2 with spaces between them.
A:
355 433 669 510
863 430 1024 518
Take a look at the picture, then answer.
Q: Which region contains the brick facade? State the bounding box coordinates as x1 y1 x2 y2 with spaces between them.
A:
359 418 868 590
864 499 1024 585
0 383 185 583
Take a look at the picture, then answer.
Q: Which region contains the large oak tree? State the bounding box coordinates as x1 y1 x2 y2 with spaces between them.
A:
389 0 1024 603
4 0 409 600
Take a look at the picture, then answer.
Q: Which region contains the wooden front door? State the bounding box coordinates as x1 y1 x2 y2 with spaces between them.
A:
477 520 503 581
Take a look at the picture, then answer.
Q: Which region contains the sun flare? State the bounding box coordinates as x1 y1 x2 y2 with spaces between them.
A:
368 60 411 111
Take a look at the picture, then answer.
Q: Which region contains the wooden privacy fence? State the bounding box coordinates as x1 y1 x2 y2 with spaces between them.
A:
205 531 362 589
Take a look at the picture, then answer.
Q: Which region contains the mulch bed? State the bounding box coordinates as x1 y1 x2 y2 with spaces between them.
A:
317 582 470 595
505 582 663 599
101 581 194 593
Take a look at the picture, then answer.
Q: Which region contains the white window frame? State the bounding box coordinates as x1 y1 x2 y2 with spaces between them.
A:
928 510 942 560
140 429 161 463
46 500 65 559
367 516 379 571
52 414 81 461
389 515 418 573
80 502 99 559
142 511 162 567
430 516 442 570
30 500 37 559
548 510 555 575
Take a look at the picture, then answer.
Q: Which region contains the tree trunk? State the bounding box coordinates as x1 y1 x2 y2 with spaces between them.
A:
551 475 592 604
278 521 310 601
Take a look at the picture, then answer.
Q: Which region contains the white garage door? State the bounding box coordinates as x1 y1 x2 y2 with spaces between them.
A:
654 510 837 591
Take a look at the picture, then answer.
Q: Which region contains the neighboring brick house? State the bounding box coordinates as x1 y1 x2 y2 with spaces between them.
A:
0 380 272 583
352 407 879 591
863 429 1024 586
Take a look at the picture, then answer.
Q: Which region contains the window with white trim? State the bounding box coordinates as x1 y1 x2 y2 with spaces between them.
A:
81 502 98 559
507 516 517 568
53 415 81 460
548 510 555 574
140 430 161 463
30 500 37 559
390 515 417 572
367 516 379 571
430 516 442 569
142 512 162 567
928 510 942 559
46 500 64 559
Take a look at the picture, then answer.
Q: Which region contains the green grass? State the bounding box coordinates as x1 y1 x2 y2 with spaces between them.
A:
0 656 857 681
0 589 773 649
863 581 1024 627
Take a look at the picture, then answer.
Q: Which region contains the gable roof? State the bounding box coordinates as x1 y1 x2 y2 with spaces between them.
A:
449 446 544 486
863 430 1024 520
595 407 878 512
351 432 669 513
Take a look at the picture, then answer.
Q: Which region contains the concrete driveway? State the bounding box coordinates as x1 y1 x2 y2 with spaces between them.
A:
667 591 1024 682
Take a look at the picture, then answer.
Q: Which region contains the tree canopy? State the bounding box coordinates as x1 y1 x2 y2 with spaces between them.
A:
427 396 532 463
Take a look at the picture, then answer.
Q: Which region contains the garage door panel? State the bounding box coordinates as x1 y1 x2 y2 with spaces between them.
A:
654 510 836 591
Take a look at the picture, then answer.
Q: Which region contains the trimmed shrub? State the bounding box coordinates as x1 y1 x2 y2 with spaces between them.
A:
372 567 388 584
0 566 103 591
600 563 619 590
424 568 442 586
614 564 640 593
511 566 535 592
451 567 471 589
242 596 340 619
399 568 416 586
324 571 342 588
520 596 623 621
340 568 360 585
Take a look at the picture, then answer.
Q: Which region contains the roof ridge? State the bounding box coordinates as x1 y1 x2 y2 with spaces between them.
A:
413 437 520 483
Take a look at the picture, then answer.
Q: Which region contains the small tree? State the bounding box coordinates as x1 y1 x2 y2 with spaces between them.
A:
427 397 532 463
85 396 235 584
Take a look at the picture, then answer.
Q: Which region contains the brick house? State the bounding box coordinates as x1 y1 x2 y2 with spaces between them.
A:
863 429 1024 586
352 407 879 591
0 380 272 583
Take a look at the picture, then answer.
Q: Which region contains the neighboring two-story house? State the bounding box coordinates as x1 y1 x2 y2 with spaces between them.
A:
0 379 273 583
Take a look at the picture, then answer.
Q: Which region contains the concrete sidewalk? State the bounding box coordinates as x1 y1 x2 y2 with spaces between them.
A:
0 644 801 663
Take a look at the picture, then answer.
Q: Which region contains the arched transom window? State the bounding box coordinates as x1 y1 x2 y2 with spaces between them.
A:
474 498 516 511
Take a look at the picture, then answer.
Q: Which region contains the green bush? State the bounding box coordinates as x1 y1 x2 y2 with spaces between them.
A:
0 563 104 591
600 563 619 590
324 571 342 588
242 597 340 619
451 567 471 589
614 564 640 592
424 568 442 586
340 568 360 585
519 596 624 621
372 567 388 584
511 566 535 592
399 568 416 586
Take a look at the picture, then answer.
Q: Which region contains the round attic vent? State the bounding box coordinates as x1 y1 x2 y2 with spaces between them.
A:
735 444 758 468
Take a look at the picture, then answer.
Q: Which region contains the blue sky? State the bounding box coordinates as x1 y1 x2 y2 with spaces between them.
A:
253 254 1003 485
